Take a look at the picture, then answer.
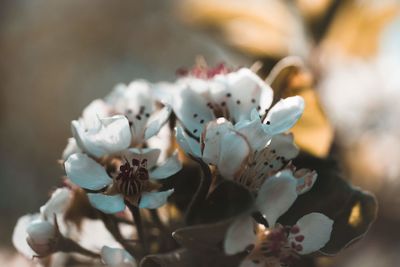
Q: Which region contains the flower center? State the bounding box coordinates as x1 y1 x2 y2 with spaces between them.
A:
258 225 301 266
115 158 149 196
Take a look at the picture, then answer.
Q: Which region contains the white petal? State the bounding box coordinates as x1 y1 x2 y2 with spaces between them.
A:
256 170 298 226
139 189 174 209
172 87 214 138
175 126 201 158
268 133 299 160
64 153 112 190
235 109 271 151
150 150 182 180
27 219 55 245
121 148 161 169
144 106 172 140
263 96 305 135
147 123 172 162
87 193 125 214
294 169 318 195
213 68 273 122
72 115 132 158
62 138 82 161
40 188 72 219
12 214 38 258
81 99 112 129
288 213 333 255
201 119 234 165
101 246 137 267
224 216 256 255
218 131 251 179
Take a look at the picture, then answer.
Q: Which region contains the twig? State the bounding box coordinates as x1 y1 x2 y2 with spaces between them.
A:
125 201 148 254
100 212 138 259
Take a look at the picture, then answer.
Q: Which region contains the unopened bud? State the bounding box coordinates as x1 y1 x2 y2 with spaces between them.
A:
26 220 58 257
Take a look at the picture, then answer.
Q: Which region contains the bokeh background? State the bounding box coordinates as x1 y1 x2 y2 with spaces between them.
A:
1 0 399 266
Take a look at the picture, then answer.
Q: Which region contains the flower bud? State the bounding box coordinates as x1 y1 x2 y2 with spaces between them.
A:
26 220 58 257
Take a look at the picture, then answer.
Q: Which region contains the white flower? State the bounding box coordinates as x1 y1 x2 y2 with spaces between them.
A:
64 148 182 214
71 115 132 158
224 171 332 267
63 80 171 159
167 68 304 139
13 188 72 259
176 115 308 191
101 246 137 267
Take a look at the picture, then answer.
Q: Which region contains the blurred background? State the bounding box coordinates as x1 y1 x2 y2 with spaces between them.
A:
1 0 400 266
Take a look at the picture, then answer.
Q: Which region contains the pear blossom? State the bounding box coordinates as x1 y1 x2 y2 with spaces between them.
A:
168 68 304 139
101 246 137 267
13 188 72 259
224 170 332 267
63 80 171 160
64 148 181 214
177 115 311 191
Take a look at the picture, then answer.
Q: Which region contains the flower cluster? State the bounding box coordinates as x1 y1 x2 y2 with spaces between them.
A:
13 62 375 267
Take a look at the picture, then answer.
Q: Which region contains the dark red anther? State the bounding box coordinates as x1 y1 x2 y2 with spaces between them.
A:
295 244 303 252
295 235 304 242
131 158 140 166
290 225 300 234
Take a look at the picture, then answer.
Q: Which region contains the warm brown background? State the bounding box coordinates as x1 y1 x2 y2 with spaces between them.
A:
1 1 399 266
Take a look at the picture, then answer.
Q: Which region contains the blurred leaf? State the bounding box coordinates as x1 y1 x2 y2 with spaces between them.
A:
173 220 232 252
178 0 305 58
186 179 254 225
279 152 378 255
267 57 334 158
320 0 400 58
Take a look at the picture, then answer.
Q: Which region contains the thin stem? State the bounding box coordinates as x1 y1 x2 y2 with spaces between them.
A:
125 201 148 254
185 156 212 225
100 213 138 259
60 237 100 259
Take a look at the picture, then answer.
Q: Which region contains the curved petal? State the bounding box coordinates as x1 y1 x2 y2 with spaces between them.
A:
12 214 39 258
81 99 112 129
62 138 82 161
175 126 201 158
213 68 273 122
139 189 174 209
268 133 299 160
121 148 161 169
40 188 72 218
288 213 333 255
150 151 182 180
172 87 215 138
224 216 256 255
294 169 318 195
218 131 251 179
201 118 234 165
26 219 55 245
72 115 132 158
263 96 305 135
144 106 172 140
101 246 137 267
107 81 155 145
87 193 125 214
256 170 298 226
235 109 271 151
64 153 112 190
